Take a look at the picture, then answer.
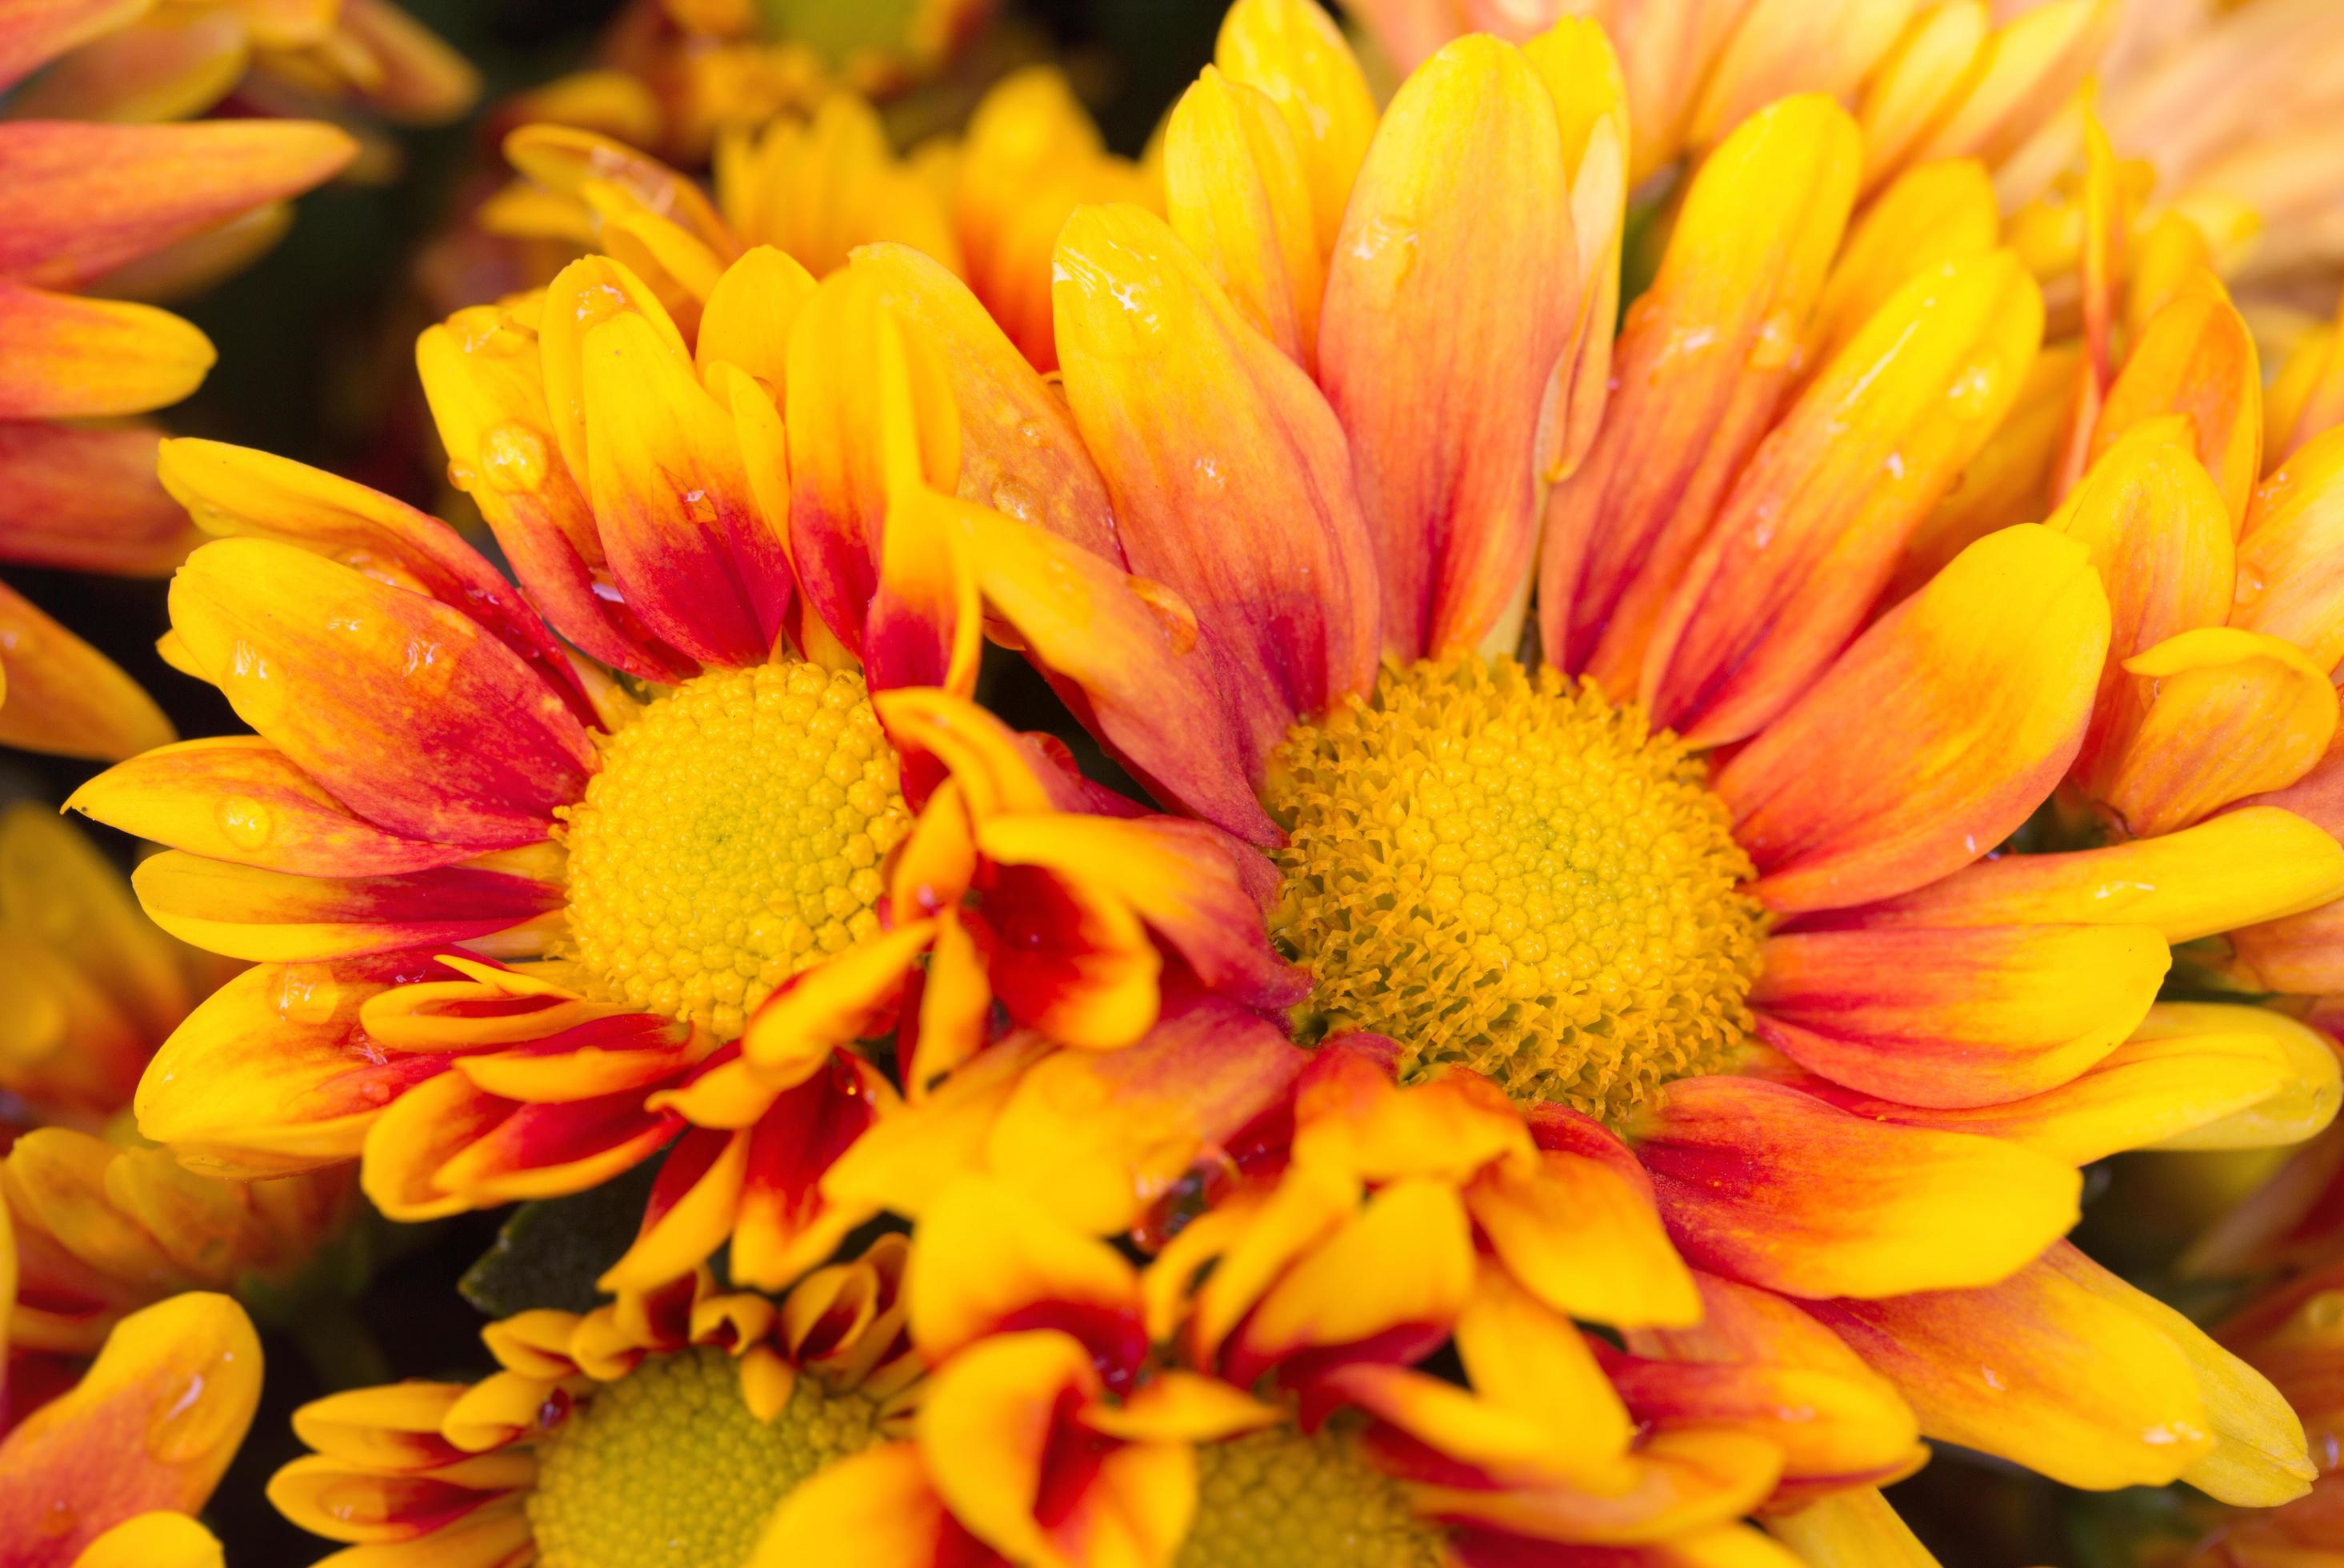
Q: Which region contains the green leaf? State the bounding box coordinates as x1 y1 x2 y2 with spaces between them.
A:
459 1158 664 1318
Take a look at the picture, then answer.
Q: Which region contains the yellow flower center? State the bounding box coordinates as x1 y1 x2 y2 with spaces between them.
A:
527 1346 884 1568
561 662 910 1038
1177 1424 1448 1567
1266 656 1763 1122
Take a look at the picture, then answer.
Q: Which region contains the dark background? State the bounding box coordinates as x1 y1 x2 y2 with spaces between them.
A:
5 2 2194 1561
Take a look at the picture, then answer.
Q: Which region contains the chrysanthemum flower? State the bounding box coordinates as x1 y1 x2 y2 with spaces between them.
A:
0 4 378 758
270 1237 921 1567
0 1282 262 1568
471 63 1149 370
70 242 1290 1291
784 0 2342 1526
0 805 354 1372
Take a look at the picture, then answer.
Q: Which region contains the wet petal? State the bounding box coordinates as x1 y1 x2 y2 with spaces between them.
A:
1639 252 2043 746
1543 95 1858 685
167 537 594 850
1054 202 1378 767
1319 34 1574 658
1714 525 2106 913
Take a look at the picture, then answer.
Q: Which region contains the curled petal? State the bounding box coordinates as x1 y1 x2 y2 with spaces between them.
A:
1320 34 1574 658
1637 1075 2078 1299
2098 627 2338 836
2088 271 2261 534
1714 525 2106 913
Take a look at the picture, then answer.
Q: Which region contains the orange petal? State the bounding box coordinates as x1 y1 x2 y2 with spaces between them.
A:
2050 426 2237 792
907 1175 1143 1370
751 1441 958 1567
362 1070 677 1219
6 9 246 123
70 1510 230 1568
0 0 150 93
1640 252 2043 746
0 580 173 761
1714 524 2106 913
2235 426 2344 672
1163 66 1323 369
959 506 1277 844
1804 159 2001 386
417 303 694 685
167 537 594 850
1853 805 2344 942
913 1329 1118 1566
2226 897 2344 995
1211 0 1377 258
1407 1426 1783 1548
69 737 470 878
154 437 592 714
1905 0 2111 171
2089 270 2262 534
1856 3 1990 190
1452 1261 1635 1478
0 281 210 419
1887 339 2075 606
1637 1075 2080 1299
1320 34 1574 658
1804 1242 2243 1494
1291 1049 1531 1186
1766 1487 1946 1566
1543 95 1858 685
1226 1176 1473 1385
0 118 355 287
1866 1006 2335 1167
1751 922 2166 1109
579 310 792 666
846 243 1122 565
0 1294 258 1561
0 421 195 574
2097 628 2338 836
134 956 450 1178
1523 18 1629 488
1684 0 1918 155
1463 1129 1702 1330
1053 202 1378 764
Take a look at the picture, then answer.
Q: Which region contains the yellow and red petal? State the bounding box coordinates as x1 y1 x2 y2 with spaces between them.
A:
130 851 560 962
907 1174 1145 1373
1464 1124 1702 1331
1163 66 1322 370
134 955 450 1178
1407 1427 1784 1549
168 537 594 850
1851 804 2344 941
1636 1075 2079 1299
1053 202 1378 758
361 1070 678 1221
1319 34 1574 659
1715 524 2106 914
2049 426 2237 790
69 737 472 878
1904 0 2110 173
2096 627 2338 836
1749 923 2166 1109
0 282 212 420
753 1440 965 1567
0 1293 259 1564
1212 0 1375 257
0 118 355 288
726 1054 892 1291
1638 251 2043 746
0 0 149 92
578 310 792 667
1766 1487 1942 1566
2236 426 2344 672
958 506 1277 844
2087 270 2261 533
1544 95 1858 684
266 1453 529 1546
0 580 174 761
1804 160 2000 382
0 422 194 574
1292 1048 1531 1186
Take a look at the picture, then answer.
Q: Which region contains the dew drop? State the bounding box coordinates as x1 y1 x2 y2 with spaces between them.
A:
216 794 276 851
481 422 550 494
990 478 1040 522
1746 310 1800 372
146 1368 234 1465
1016 418 1048 447
1944 362 1998 418
275 964 342 1023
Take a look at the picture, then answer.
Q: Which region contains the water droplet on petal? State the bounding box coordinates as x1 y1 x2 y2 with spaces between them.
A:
481 422 550 494
216 795 275 851
990 479 1040 522
276 964 342 1023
